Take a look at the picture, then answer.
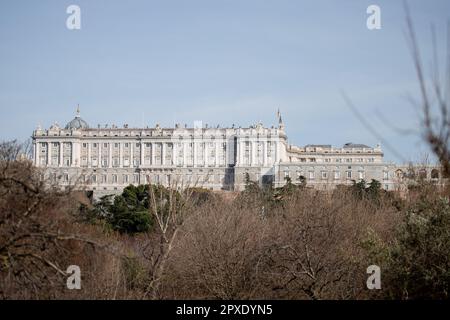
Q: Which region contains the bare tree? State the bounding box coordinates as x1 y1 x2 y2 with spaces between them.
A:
142 178 204 299
0 140 122 299
405 5 450 177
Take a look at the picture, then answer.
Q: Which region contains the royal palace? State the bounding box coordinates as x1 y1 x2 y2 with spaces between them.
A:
32 108 442 198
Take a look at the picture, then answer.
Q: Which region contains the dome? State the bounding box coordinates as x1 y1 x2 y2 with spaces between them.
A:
65 106 89 130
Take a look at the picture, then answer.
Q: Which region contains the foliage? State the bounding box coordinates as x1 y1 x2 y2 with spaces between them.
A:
89 185 153 234
351 179 367 199
107 185 152 234
186 187 215 206
350 179 382 203
384 197 450 299
2 140 450 300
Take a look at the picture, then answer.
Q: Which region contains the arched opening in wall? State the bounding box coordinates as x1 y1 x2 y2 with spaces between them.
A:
431 169 440 180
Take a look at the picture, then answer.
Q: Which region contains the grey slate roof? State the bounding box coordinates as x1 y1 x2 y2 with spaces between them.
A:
343 143 370 148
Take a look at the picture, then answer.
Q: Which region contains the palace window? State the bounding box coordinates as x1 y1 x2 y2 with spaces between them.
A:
359 171 365 179
334 171 340 179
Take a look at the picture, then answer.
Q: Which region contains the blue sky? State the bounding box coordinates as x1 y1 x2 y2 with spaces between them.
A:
1 0 449 163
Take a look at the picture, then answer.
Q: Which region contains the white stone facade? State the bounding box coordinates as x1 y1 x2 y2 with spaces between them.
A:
32 110 442 198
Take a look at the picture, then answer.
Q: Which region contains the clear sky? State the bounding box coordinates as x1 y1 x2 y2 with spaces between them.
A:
1 0 449 163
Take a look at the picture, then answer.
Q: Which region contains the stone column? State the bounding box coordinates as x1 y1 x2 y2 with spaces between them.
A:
204 142 208 167
193 141 197 167
98 142 102 167
275 142 279 163
263 141 267 167
162 142 166 166
151 143 156 166
183 142 187 167
119 142 123 168
240 140 245 166
71 142 76 167
130 142 134 168
109 143 112 168
173 142 177 166
235 140 239 166
140 142 144 167
59 142 64 167
87 142 91 168
215 141 219 167
47 142 52 166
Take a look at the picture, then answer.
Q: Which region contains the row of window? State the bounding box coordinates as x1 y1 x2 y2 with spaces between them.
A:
40 158 72 166
299 148 374 154
81 142 229 149
284 170 389 180
80 155 227 168
40 142 72 149
57 174 225 185
296 157 376 163
83 142 135 149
